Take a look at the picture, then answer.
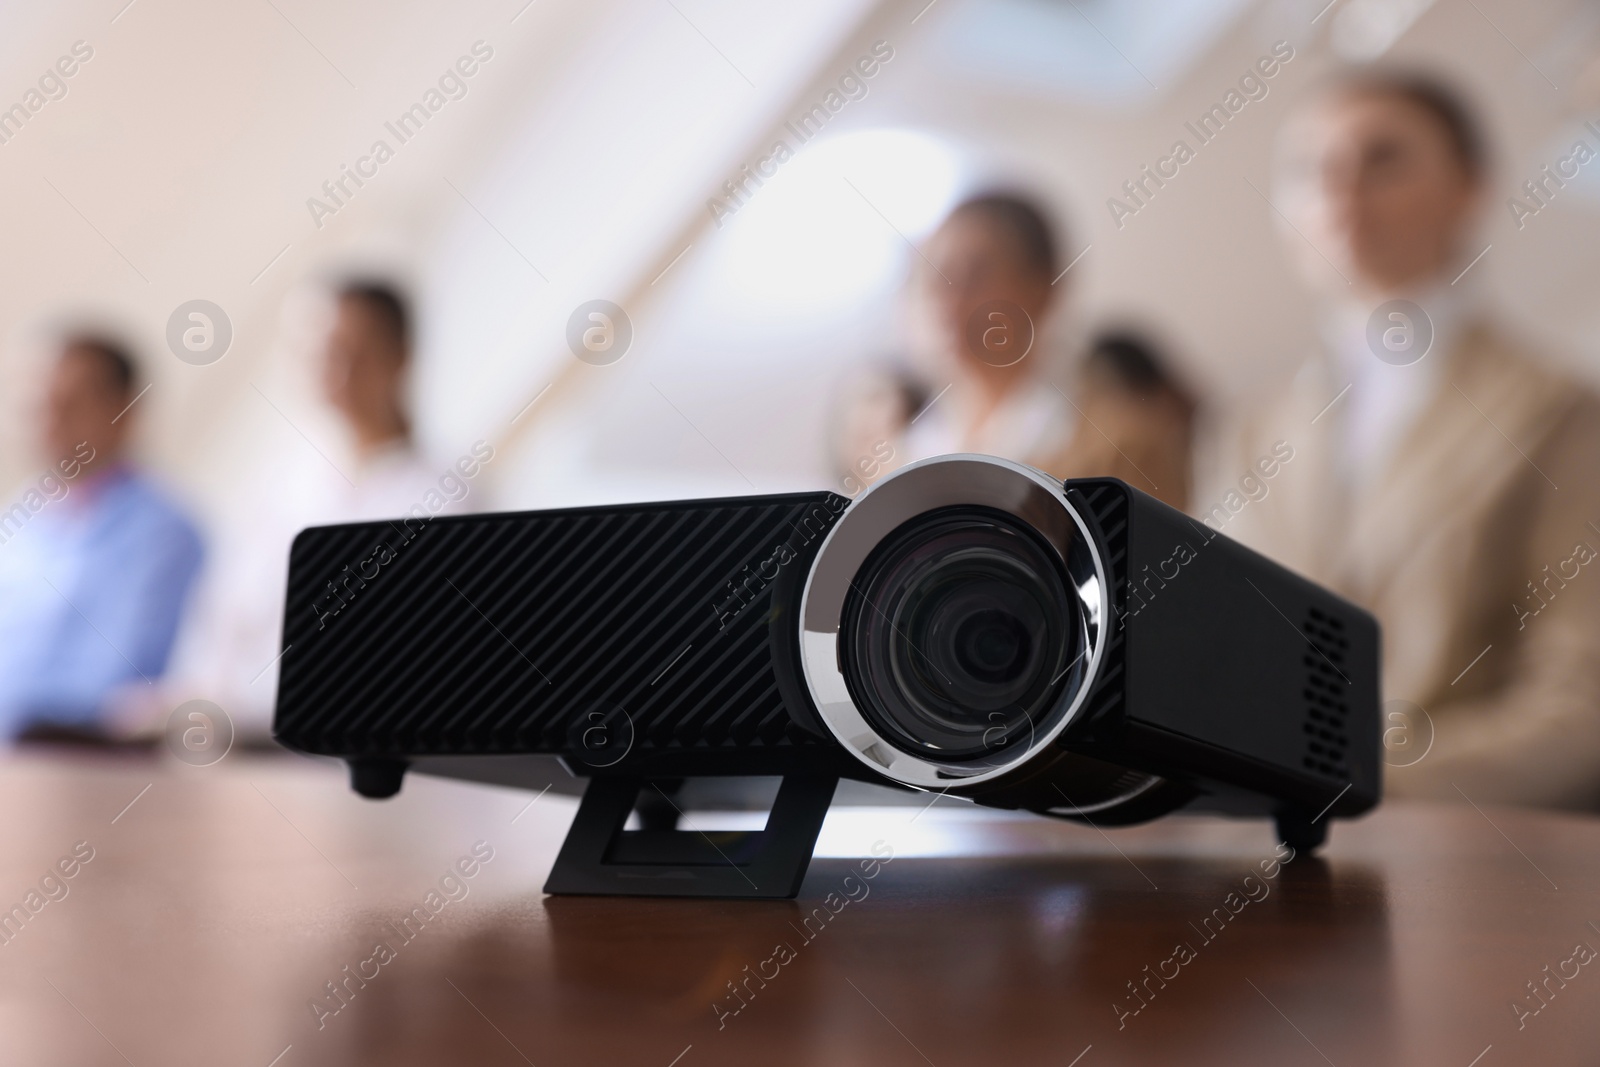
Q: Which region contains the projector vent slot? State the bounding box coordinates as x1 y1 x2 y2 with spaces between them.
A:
1065 482 1128 730
1300 607 1352 780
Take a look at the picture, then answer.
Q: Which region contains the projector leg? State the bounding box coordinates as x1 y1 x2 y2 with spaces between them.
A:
1274 807 1329 854
349 757 407 799
544 774 837 899
632 778 684 831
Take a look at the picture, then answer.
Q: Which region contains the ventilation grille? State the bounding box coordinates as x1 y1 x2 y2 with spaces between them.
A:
1301 606 1352 779
1066 482 1127 728
273 493 847 757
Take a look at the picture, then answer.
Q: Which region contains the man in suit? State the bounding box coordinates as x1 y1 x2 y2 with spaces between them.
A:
0 334 203 740
1209 70 1600 809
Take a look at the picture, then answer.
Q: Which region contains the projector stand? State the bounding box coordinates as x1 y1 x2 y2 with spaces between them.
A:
544 775 837 899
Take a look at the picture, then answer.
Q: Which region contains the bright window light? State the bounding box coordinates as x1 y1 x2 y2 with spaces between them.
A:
701 128 965 322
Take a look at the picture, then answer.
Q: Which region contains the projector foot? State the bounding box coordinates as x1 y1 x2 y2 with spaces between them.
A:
349 757 408 799
1274 807 1329 854
545 774 837 899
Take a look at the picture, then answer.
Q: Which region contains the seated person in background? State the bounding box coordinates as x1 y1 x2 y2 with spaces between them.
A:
1209 69 1600 808
1040 330 1197 511
832 192 1074 486
165 279 464 735
0 334 202 741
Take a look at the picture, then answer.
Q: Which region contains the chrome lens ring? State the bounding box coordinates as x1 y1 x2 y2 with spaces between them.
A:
799 454 1108 790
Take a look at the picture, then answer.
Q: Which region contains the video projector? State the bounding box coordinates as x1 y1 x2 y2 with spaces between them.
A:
273 455 1380 898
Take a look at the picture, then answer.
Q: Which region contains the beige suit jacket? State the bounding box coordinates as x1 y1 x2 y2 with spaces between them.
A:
1206 323 1600 810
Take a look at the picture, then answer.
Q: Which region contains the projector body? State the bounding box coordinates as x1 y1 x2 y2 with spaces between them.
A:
274 456 1380 898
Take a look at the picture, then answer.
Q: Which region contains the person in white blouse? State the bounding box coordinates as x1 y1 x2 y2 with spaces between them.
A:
833 192 1198 511
832 193 1075 486
161 280 481 737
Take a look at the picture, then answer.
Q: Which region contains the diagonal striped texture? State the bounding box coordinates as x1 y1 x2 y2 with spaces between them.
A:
274 492 849 758
1065 482 1128 733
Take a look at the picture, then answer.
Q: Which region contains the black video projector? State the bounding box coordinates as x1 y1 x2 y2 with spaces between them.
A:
274 455 1380 898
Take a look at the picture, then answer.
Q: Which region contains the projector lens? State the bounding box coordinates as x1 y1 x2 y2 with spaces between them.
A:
841 506 1085 761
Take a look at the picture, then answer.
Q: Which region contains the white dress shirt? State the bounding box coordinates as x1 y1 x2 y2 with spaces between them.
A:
1322 281 1468 491
901 379 1074 468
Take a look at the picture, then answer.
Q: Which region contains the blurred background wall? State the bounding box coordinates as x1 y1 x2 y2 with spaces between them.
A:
1 0 1597 521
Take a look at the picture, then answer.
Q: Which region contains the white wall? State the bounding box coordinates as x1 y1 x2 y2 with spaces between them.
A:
0 0 876 517
1 0 1596 523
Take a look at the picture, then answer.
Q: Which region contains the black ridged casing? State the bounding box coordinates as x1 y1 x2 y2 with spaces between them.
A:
1063 482 1131 735
273 493 857 777
1059 478 1382 819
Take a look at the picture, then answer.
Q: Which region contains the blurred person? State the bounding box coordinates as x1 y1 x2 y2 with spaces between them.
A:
322 281 417 475
0 334 202 741
1211 69 1600 808
165 279 481 736
832 192 1074 487
1040 330 1198 510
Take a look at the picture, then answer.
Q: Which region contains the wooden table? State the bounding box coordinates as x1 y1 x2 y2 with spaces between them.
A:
0 748 1596 1066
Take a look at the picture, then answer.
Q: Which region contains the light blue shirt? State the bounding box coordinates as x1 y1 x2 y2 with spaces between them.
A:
0 465 202 737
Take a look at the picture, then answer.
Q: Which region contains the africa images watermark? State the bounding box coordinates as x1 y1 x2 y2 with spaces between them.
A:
706 40 896 228
0 841 97 949
1513 527 1596 631
1198 440 1296 535
306 40 495 230
713 839 895 1030
1120 441 1296 621
1510 924 1600 1030
312 440 496 629
166 299 233 366
840 438 896 498
165 699 235 767
566 299 633 366
1506 118 1600 231
1113 840 1297 1029
709 435 900 628
0 40 95 147
308 840 495 1029
1107 40 1296 230
1382 698 1434 769
0 442 97 548
711 493 849 630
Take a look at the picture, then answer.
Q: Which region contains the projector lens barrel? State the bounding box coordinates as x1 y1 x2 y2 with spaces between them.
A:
799 455 1109 791
841 506 1087 761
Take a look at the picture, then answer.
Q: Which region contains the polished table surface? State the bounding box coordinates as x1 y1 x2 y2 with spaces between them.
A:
1 748 1597 1066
